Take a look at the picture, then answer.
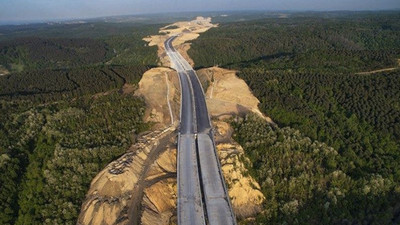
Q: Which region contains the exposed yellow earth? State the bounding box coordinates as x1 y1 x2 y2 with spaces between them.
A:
78 17 270 225
143 16 218 68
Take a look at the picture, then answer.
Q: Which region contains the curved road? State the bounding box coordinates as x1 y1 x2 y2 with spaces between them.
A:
165 36 237 225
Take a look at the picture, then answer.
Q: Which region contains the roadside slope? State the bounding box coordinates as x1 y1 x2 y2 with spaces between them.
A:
78 17 267 225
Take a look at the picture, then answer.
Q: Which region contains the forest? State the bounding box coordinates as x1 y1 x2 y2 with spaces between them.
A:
1 10 400 225
0 93 148 225
0 22 160 73
189 12 400 73
0 37 108 72
0 65 150 102
189 11 400 224
0 21 160 225
232 114 400 225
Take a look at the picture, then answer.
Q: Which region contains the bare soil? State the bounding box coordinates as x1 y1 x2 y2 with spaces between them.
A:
78 17 269 225
356 59 400 75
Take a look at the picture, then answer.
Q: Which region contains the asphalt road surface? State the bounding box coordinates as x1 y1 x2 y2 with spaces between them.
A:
165 36 206 225
165 36 236 225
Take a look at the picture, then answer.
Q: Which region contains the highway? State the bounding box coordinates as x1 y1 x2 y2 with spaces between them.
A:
165 36 237 225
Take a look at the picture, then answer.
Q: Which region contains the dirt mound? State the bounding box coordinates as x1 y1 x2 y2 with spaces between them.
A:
197 66 275 124
214 121 265 218
77 127 177 225
143 16 217 68
79 17 269 225
134 67 180 129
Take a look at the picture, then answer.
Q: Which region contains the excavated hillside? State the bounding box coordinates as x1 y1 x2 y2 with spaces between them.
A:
78 17 270 225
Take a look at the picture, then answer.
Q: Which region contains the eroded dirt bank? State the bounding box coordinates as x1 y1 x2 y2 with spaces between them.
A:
78 17 269 225
143 16 217 68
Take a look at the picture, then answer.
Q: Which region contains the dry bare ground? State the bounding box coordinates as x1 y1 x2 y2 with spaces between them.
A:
78 17 272 225
355 59 400 75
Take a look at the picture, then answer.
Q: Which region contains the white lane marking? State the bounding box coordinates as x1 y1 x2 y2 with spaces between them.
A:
165 72 174 125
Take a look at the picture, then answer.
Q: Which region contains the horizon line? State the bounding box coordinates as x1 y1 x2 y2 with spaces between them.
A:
1 8 399 26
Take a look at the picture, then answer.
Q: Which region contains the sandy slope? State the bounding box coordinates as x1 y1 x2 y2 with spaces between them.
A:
134 67 180 129
78 17 269 225
143 16 217 68
197 66 275 125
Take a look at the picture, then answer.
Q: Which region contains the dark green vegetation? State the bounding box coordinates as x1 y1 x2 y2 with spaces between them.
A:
190 12 400 73
233 115 400 225
0 22 160 73
0 20 160 225
241 69 400 167
189 11 400 224
0 37 107 71
0 65 149 102
0 93 148 225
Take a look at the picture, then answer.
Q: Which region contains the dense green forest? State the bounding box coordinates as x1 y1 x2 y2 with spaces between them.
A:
0 37 108 72
0 65 149 102
233 115 400 225
0 22 160 73
0 21 159 224
0 93 148 225
2 11 400 225
189 12 400 73
240 69 400 152
189 12 400 224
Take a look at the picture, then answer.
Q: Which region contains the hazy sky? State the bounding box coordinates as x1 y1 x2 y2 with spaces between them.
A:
1 0 399 22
